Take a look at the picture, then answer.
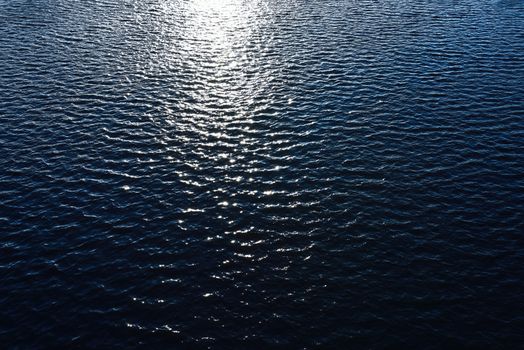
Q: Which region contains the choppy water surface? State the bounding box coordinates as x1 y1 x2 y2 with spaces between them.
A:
1 0 524 348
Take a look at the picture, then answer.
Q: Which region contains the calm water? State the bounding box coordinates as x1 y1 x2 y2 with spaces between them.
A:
1 0 524 348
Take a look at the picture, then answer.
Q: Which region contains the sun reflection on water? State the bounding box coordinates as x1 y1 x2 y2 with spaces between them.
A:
174 0 268 121
154 0 280 218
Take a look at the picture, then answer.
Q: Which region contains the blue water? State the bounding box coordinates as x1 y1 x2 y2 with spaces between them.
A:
1 0 524 348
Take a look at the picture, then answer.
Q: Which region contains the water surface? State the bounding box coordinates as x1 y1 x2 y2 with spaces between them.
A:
1 0 524 348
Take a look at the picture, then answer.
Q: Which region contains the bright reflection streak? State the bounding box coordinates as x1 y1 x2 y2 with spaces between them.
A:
156 0 277 164
192 0 240 11
175 0 264 111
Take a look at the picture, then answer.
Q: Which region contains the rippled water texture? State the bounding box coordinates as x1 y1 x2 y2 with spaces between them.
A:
1 0 524 348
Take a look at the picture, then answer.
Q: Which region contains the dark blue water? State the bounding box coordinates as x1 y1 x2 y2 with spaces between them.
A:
1 0 524 348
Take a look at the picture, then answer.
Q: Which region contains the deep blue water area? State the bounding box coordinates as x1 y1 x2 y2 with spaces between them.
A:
1 0 524 348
